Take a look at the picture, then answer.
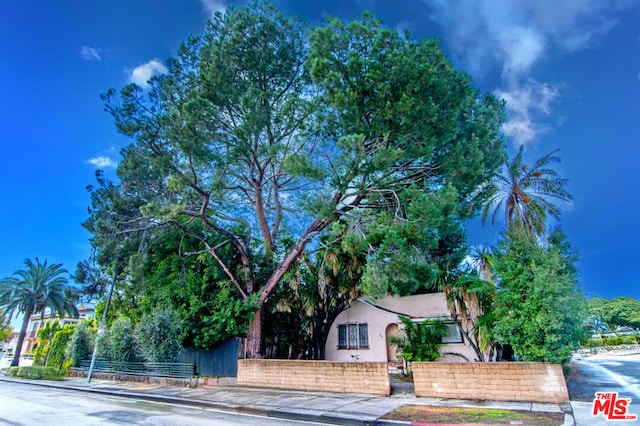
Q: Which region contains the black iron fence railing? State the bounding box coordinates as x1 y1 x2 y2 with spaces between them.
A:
78 360 196 378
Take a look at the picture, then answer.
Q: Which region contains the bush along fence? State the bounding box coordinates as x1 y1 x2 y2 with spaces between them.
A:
412 362 569 403
237 359 390 396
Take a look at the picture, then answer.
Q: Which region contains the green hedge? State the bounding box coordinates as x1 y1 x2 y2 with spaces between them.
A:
6 366 64 380
585 335 640 347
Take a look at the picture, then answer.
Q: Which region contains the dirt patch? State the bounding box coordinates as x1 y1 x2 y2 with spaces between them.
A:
381 405 565 425
393 373 414 383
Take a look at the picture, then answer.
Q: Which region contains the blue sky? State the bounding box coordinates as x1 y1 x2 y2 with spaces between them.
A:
0 0 638 303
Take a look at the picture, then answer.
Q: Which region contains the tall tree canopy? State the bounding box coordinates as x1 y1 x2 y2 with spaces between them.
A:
588 296 640 330
89 2 505 357
0 258 78 367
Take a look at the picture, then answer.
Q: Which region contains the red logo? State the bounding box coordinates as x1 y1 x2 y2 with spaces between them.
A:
592 392 638 421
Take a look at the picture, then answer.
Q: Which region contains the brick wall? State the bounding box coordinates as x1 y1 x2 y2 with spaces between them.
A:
413 362 569 403
237 359 390 396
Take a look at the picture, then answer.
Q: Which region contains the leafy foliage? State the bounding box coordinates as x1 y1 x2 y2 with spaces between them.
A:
135 308 183 363
388 316 447 364
272 223 367 359
33 320 62 365
103 317 140 363
129 227 258 349
491 225 588 364
477 146 572 236
360 187 469 297
588 296 640 330
585 334 640 348
0 258 78 367
66 320 96 367
0 315 11 341
44 323 75 372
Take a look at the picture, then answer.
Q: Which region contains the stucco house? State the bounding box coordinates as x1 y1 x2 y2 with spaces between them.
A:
7 302 96 360
325 292 477 363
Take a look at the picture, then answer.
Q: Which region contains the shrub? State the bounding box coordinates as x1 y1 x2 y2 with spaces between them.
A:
33 321 62 365
107 317 141 363
95 327 111 360
45 324 76 373
66 320 95 367
584 335 640 347
388 316 447 367
135 307 183 363
7 366 63 380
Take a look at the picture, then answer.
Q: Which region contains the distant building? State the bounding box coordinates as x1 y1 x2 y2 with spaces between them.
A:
0 302 95 366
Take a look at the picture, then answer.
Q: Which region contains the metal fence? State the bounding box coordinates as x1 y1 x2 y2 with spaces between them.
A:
177 338 241 377
78 360 195 378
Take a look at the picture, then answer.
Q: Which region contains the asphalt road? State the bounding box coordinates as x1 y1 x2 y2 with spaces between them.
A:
0 381 327 426
568 352 640 425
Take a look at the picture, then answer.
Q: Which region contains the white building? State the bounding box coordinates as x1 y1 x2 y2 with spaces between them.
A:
0 302 95 367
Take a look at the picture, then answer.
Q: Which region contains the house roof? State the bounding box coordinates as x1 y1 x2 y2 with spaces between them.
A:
359 292 452 319
29 302 96 320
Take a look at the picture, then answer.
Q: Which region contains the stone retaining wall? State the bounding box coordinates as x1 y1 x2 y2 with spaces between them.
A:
68 368 196 387
412 362 569 403
237 359 390 396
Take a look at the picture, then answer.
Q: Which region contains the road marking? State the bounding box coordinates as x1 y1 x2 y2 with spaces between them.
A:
586 361 640 400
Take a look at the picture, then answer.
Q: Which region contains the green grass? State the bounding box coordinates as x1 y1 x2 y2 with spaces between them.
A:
381 404 565 425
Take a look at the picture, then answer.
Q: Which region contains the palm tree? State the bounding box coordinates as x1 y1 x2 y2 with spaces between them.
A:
479 145 572 236
469 246 495 284
0 258 79 367
433 263 495 362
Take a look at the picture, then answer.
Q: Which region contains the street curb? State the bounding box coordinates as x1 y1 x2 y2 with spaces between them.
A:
0 376 408 425
0 375 574 425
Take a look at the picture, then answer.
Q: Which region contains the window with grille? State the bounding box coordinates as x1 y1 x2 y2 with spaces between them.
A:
337 323 369 349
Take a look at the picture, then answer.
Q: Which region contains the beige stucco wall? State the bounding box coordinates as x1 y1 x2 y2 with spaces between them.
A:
326 298 398 362
325 293 477 362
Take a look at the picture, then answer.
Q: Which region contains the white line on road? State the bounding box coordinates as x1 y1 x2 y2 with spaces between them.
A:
586 361 640 400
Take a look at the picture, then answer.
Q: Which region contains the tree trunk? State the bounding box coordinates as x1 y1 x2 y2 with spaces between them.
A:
11 309 34 367
312 319 328 360
244 305 262 358
316 333 327 360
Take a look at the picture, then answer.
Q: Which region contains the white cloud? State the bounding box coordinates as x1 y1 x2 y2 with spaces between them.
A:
426 0 637 79
88 156 117 169
200 0 227 18
127 59 168 88
80 46 101 61
424 0 638 144
494 80 559 145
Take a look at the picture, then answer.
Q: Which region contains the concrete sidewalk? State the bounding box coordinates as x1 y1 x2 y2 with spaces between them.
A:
0 375 576 425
